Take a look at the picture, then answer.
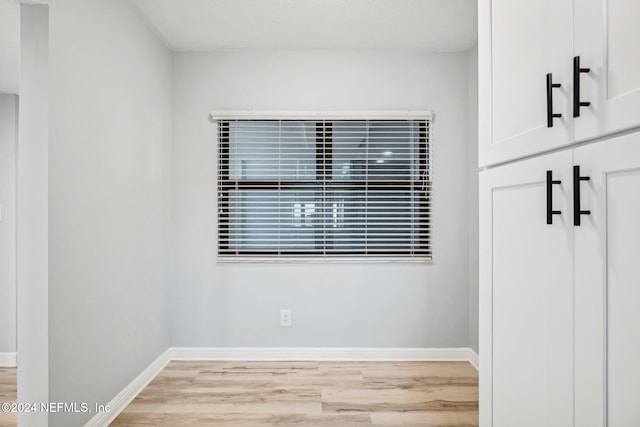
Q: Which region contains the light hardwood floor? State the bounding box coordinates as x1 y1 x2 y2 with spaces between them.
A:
0 367 17 427
112 361 478 426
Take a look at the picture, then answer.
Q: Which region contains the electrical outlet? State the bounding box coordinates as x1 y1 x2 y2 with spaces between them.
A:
280 309 292 327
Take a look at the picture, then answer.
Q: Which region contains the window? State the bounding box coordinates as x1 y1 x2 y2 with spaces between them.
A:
217 117 431 260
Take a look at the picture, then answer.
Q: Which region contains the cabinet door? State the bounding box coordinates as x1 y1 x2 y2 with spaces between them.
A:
479 151 573 427
574 134 640 427
479 0 573 167
574 0 640 141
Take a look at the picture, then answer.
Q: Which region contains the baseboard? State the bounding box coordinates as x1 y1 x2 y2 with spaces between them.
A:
468 349 479 370
0 352 17 367
84 348 171 427
170 347 478 363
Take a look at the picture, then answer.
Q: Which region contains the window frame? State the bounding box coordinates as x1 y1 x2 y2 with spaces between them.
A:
213 111 433 262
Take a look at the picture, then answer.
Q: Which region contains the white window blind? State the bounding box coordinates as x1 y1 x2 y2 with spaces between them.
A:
217 118 432 260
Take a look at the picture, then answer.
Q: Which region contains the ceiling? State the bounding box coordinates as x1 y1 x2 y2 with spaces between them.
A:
0 0 19 94
0 0 477 92
130 0 478 51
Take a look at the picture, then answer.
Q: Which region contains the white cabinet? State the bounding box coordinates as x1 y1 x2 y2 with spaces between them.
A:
478 0 573 167
574 0 640 141
479 151 574 427
574 134 640 427
480 134 640 426
480 0 640 167
480 0 640 424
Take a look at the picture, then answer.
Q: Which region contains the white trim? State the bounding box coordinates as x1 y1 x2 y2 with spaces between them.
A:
217 257 433 264
84 349 171 427
0 352 17 367
208 110 434 121
170 347 477 363
468 349 479 370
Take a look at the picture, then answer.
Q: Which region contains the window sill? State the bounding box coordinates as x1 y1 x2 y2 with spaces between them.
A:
216 256 432 264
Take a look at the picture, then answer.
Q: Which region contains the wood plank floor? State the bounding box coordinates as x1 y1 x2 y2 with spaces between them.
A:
0 367 17 427
112 361 478 426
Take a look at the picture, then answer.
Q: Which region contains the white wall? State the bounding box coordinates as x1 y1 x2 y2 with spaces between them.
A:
0 95 17 356
0 0 19 94
172 50 471 348
18 6 49 425
467 45 479 353
47 1 172 425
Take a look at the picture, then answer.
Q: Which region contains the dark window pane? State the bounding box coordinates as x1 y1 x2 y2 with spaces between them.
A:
226 190 320 250
332 121 421 181
326 190 417 252
228 121 316 180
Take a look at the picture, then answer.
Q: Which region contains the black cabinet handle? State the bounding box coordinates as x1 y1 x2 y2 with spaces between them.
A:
573 165 591 226
546 171 562 224
546 73 562 127
573 56 591 118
